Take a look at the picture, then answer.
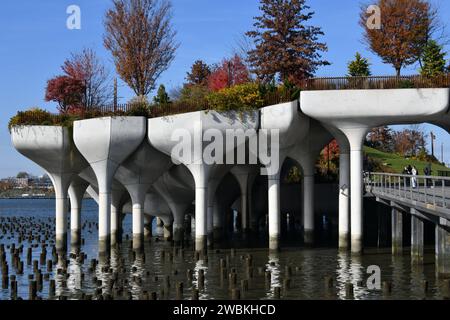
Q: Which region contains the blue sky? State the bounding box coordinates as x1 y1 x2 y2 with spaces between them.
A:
0 0 449 177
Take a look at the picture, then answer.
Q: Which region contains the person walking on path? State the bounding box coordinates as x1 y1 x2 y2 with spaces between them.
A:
424 163 433 188
411 166 418 189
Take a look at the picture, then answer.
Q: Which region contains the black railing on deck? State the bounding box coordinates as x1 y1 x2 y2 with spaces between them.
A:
300 74 450 90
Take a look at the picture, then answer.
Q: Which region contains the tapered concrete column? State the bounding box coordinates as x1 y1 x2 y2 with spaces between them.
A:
110 188 125 246
206 179 220 247
55 187 69 252
303 174 314 245
190 165 210 252
11 126 88 253
268 174 281 251
125 187 147 250
392 209 403 255
74 117 146 255
411 215 424 263
338 151 350 250
340 128 367 254
169 203 189 246
156 217 163 227
195 185 207 251
435 224 450 277
144 215 153 238
241 192 248 231
231 169 250 232
162 218 173 241
68 178 89 247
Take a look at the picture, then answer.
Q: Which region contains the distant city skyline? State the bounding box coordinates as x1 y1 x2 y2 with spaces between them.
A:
1 0 449 177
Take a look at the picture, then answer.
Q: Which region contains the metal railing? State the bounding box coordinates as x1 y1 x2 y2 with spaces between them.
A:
365 172 450 211
301 74 450 90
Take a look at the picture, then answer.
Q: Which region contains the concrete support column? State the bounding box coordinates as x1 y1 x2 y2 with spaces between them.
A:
110 189 125 246
303 174 314 245
173 221 184 246
144 215 153 239
163 220 173 241
435 224 450 277
171 204 188 246
241 192 248 231
411 215 424 264
129 188 148 250
190 164 210 252
110 205 120 245
341 128 367 254
195 185 207 251
392 209 403 255
156 217 163 227
68 178 89 247
268 174 281 251
55 189 68 252
338 152 350 250
132 203 144 250
98 191 111 254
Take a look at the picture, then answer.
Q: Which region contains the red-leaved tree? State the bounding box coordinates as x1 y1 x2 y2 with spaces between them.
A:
208 55 250 91
62 48 111 108
45 76 85 113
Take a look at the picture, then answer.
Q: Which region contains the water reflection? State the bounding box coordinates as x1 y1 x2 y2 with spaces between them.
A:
265 252 280 299
0 199 447 301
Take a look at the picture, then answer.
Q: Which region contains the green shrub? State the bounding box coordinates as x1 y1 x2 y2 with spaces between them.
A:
8 108 56 131
398 79 415 89
207 82 264 112
126 95 151 117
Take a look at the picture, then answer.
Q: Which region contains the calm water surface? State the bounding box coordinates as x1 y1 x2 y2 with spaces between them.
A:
0 199 447 300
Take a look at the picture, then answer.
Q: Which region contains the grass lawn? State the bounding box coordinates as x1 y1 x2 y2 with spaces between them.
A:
364 146 450 175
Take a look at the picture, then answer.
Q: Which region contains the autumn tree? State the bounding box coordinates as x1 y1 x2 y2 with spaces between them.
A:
246 0 329 85
366 126 394 152
208 55 250 92
186 60 211 86
317 140 340 175
392 126 427 156
347 52 371 77
45 76 85 113
420 40 447 77
360 0 438 76
104 0 179 97
62 48 111 108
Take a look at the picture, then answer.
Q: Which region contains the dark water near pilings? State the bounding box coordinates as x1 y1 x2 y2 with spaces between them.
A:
0 199 449 300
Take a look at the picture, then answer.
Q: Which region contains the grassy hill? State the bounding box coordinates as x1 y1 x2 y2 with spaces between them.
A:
364 146 449 175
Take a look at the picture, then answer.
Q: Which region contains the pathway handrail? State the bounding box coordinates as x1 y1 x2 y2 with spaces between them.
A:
366 172 450 210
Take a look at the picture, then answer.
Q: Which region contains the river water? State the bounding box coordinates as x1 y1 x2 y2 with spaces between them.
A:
0 199 448 300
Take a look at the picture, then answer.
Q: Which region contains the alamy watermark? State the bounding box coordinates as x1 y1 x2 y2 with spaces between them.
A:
170 126 280 176
67 5 81 30
366 5 381 30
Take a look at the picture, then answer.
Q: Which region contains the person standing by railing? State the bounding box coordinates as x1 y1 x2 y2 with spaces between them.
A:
411 166 418 189
424 163 433 188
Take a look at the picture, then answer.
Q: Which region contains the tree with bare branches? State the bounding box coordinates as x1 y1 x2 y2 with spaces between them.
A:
104 0 178 97
360 0 441 76
62 48 111 108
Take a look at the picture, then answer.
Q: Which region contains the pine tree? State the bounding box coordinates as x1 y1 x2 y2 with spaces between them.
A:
154 84 171 105
186 60 211 86
420 40 447 78
246 0 329 85
347 53 371 77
